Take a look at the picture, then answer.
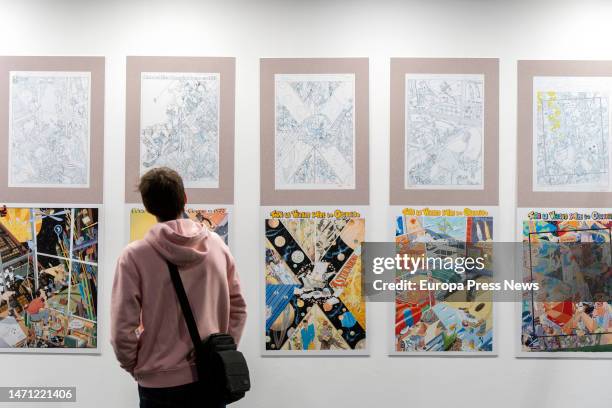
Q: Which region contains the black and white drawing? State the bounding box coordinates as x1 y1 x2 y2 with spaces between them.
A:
140 72 220 188
275 74 355 190
8 71 91 188
405 74 484 190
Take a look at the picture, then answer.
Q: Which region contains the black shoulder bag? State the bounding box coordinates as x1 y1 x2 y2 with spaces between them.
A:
166 261 250 404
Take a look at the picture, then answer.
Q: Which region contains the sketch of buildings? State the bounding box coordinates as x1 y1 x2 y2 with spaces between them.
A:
405 74 484 189
275 74 355 190
8 71 91 188
140 72 220 188
534 90 610 191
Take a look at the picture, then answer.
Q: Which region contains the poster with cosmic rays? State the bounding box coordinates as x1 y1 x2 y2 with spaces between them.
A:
264 210 366 353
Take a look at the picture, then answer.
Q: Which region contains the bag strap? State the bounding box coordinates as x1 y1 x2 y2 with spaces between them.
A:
166 261 202 351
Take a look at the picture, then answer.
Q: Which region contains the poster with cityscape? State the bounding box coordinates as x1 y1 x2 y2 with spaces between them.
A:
520 210 611 355
0 207 99 351
394 208 495 354
264 210 366 354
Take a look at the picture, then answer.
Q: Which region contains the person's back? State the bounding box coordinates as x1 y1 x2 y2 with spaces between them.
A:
110 167 246 408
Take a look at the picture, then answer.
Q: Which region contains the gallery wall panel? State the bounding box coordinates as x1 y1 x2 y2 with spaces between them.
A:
515 207 611 357
517 60 612 207
261 206 368 355
0 206 100 353
260 58 370 205
0 56 105 203
124 56 235 204
391 205 498 355
390 58 499 206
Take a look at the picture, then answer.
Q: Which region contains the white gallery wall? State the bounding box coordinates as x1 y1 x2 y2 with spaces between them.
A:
0 0 611 407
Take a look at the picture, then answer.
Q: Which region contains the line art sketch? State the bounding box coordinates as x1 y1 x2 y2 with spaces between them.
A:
8 71 91 188
275 74 355 190
535 88 610 191
140 72 220 188
405 74 484 190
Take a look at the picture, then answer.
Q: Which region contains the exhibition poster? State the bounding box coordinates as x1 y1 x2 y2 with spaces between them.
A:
393 207 495 354
0 207 99 351
519 208 611 355
264 209 366 354
129 207 229 244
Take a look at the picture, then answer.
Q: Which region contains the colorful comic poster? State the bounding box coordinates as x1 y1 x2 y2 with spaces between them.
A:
129 207 228 244
394 207 494 353
0 208 98 350
520 209 611 353
264 209 366 353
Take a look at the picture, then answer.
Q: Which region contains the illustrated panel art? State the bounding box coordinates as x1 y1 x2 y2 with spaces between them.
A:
533 77 611 192
275 74 355 190
405 74 484 190
264 213 366 353
8 71 91 188
0 207 99 351
260 58 369 205
0 57 105 204
140 72 220 188
521 214 611 353
389 58 499 206
129 207 228 244
394 208 494 353
517 62 612 208
125 57 235 204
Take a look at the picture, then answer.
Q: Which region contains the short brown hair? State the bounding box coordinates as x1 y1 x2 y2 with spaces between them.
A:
138 167 186 221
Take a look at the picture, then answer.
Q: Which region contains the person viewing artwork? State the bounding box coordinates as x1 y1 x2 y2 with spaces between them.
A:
111 167 247 408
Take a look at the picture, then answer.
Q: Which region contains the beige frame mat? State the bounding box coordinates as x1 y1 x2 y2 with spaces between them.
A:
260 58 369 205
390 58 499 206
0 56 105 203
125 56 235 204
517 60 612 207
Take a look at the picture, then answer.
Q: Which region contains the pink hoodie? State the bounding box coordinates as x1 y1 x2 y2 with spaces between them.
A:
110 218 247 388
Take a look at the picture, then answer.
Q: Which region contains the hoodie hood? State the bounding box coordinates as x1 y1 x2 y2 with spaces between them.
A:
144 218 210 266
